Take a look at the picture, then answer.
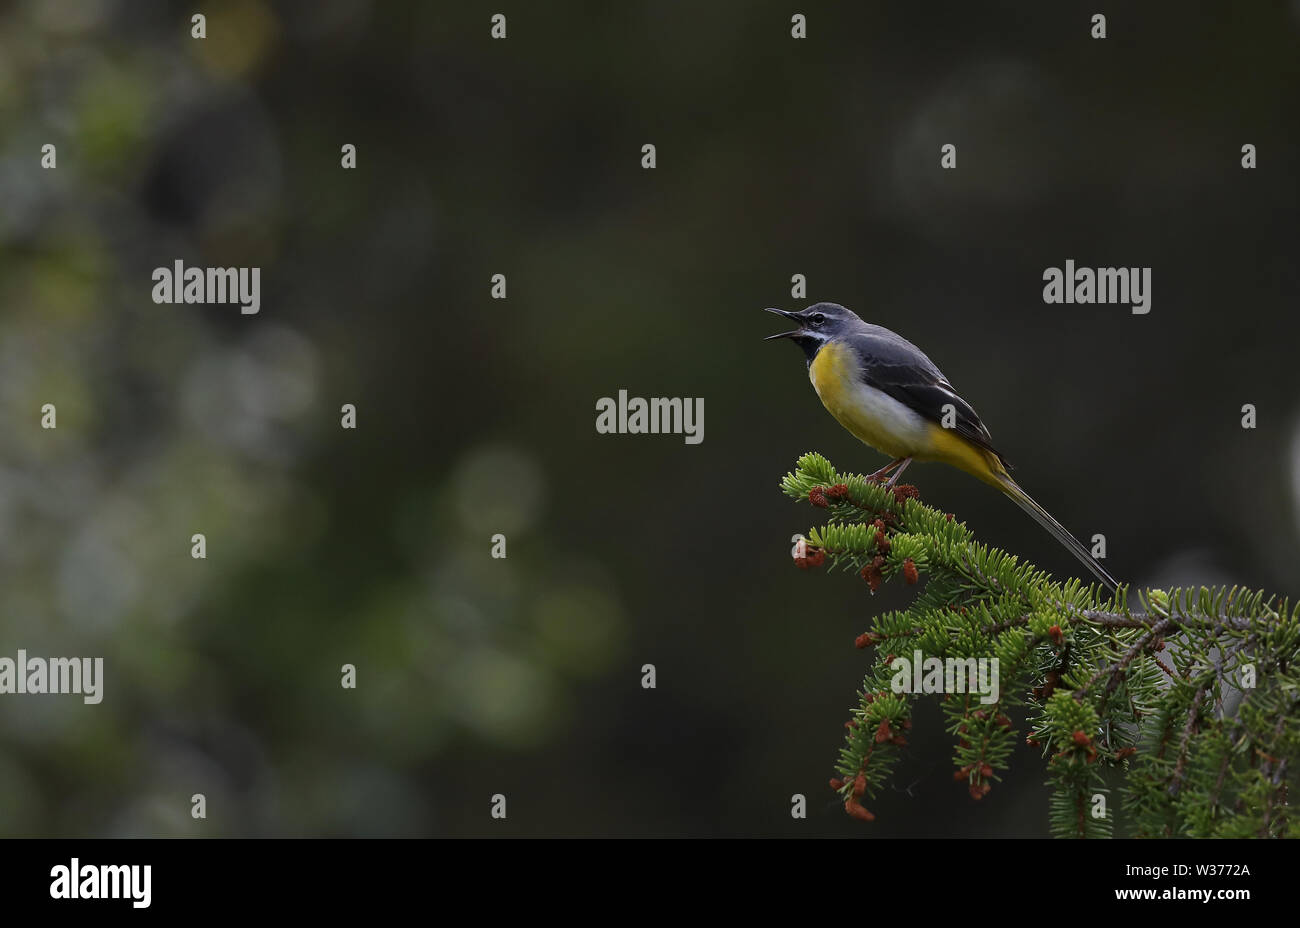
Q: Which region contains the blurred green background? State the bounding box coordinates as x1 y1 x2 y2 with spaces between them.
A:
1 1 1298 837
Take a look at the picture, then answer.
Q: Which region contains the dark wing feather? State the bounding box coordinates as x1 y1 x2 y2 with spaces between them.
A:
842 328 1010 467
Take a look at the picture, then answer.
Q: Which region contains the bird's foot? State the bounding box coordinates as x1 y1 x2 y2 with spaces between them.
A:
866 458 905 484
883 457 914 488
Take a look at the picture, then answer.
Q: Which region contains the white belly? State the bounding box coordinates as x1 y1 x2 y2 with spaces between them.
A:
811 372 931 458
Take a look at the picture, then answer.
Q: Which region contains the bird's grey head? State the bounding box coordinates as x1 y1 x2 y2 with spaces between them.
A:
764 302 864 363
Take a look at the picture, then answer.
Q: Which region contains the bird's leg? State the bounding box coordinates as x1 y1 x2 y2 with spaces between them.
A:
865 458 904 484
884 457 913 488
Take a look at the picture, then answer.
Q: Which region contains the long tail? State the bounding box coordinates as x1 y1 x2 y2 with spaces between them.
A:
996 474 1119 593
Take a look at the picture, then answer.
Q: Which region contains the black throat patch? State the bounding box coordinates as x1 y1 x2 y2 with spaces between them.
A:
795 334 825 367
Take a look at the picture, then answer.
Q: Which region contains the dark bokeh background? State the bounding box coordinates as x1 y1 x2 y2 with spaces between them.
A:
1 1 1297 836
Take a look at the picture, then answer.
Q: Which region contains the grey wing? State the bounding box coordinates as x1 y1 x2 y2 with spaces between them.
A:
845 329 1009 466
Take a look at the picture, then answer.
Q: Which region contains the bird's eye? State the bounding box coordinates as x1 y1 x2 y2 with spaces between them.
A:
810 313 826 327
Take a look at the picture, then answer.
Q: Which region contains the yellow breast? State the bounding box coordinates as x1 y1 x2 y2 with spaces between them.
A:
807 340 929 459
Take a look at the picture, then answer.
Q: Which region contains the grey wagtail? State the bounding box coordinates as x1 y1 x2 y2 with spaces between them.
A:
766 302 1118 592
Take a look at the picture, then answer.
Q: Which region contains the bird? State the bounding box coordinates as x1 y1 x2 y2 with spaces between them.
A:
766 301 1118 592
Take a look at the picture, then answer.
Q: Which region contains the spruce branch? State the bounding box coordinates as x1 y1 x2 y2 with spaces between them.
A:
780 452 1299 837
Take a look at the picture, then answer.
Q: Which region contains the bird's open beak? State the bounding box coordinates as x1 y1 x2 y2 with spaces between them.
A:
764 307 802 340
